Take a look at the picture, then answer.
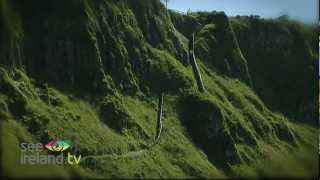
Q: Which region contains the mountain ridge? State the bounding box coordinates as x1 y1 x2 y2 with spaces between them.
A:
0 0 318 178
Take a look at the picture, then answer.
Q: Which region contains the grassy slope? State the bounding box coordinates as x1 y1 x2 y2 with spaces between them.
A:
0 67 224 178
1 61 317 178
200 62 318 177
181 61 318 178
0 0 318 179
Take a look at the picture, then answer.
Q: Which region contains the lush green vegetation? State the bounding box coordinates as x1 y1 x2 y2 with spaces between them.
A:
0 0 318 178
230 16 318 124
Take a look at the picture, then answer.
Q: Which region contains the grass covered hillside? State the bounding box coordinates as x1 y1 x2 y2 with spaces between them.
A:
0 0 318 179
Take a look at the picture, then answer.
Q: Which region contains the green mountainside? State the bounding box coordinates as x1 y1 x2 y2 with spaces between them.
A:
0 0 318 179
230 16 318 124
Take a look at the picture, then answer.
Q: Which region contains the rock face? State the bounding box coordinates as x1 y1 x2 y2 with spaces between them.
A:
171 11 253 86
194 12 252 86
231 16 318 124
0 0 318 179
0 0 190 94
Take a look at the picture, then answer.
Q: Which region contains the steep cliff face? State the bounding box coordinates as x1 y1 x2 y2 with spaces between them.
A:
231 16 318 124
194 12 252 86
170 11 253 86
0 0 318 179
1 0 190 94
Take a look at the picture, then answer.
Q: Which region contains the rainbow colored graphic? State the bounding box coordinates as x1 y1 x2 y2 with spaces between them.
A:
45 140 71 152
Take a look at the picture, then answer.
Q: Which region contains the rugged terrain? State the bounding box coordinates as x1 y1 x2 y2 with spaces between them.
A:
0 0 318 178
